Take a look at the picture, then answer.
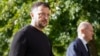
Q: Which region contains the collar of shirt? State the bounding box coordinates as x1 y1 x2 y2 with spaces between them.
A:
78 36 88 51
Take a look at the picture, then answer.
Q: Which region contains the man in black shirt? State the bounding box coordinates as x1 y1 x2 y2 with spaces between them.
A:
9 2 54 56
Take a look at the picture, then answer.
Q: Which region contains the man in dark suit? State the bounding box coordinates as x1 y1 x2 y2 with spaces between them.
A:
66 22 94 56
9 2 54 56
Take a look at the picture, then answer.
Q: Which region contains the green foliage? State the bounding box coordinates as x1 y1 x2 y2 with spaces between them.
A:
0 0 32 56
0 0 100 56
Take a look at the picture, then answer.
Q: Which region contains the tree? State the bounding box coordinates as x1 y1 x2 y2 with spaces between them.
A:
0 0 100 56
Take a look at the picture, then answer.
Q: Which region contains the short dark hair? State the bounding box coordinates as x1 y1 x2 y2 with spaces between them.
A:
31 2 50 11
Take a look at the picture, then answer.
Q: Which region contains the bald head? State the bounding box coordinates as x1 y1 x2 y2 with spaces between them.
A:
77 22 94 42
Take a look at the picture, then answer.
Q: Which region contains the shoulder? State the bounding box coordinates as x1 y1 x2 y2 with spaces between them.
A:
68 38 82 49
67 38 83 56
16 25 32 35
13 25 31 40
20 25 32 32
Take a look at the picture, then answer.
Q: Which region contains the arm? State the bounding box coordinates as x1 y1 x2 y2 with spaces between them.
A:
9 31 27 56
66 43 81 56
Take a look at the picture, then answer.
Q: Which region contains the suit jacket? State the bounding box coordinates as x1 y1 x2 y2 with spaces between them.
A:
9 25 54 56
66 38 90 56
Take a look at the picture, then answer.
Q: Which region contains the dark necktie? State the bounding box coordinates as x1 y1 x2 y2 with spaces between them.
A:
86 44 90 56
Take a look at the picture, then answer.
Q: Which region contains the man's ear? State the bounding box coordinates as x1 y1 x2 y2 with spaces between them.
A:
81 29 85 37
81 28 85 34
30 12 34 19
81 29 83 33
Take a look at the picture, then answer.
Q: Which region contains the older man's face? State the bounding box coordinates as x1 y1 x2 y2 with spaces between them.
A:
84 25 94 41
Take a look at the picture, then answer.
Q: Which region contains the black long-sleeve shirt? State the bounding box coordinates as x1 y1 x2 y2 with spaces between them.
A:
9 25 54 56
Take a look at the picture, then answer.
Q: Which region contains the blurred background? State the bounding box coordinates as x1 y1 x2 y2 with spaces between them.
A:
0 0 100 56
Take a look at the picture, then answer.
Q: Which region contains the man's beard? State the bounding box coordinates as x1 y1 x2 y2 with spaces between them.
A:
38 21 47 29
